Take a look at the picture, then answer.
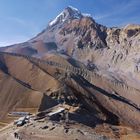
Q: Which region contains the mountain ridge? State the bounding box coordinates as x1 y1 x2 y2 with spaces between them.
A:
0 6 140 88
0 6 140 139
1 6 140 89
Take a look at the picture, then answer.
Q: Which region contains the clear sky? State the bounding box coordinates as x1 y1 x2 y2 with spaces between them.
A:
0 0 140 46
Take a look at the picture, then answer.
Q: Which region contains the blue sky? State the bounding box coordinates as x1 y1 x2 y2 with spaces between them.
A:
0 0 140 46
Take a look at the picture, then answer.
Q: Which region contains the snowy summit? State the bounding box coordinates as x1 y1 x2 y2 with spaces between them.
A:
49 6 91 27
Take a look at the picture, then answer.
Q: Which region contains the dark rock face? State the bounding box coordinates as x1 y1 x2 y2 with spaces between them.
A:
0 6 140 132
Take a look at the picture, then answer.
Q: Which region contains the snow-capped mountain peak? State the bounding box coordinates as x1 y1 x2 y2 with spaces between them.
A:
48 6 91 27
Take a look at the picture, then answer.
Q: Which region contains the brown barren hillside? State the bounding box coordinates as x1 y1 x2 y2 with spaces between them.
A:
0 6 140 140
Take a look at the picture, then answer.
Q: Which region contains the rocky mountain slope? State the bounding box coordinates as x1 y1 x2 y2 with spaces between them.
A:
1 6 140 87
0 6 140 139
